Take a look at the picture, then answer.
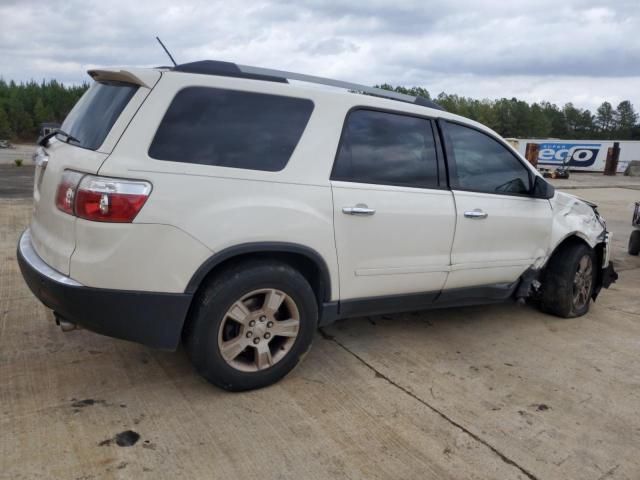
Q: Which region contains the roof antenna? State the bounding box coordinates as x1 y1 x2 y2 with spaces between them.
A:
156 36 178 67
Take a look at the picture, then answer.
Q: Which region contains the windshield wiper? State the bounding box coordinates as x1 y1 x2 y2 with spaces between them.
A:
38 129 81 147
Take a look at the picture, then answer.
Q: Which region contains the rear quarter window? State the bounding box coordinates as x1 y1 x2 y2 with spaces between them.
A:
148 87 314 172
61 81 138 151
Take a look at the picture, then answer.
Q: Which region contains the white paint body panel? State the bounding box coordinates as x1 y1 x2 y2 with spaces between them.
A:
332 181 455 299
71 221 211 292
445 191 552 289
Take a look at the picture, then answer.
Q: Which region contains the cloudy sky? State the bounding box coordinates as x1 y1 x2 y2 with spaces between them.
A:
1 0 639 110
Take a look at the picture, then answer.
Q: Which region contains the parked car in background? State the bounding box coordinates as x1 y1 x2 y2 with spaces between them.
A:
18 60 617 391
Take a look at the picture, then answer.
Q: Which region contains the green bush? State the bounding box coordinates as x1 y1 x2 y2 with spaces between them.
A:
14 158 23 167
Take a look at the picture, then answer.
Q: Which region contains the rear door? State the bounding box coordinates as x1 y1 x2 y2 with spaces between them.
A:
31 72 159 275
331 109 456 304
440 121 552 291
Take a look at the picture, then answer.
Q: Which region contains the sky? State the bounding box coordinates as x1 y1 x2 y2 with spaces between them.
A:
1 0 639 111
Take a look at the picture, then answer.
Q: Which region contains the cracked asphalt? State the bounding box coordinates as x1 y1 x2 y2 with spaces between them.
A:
1 171 639 479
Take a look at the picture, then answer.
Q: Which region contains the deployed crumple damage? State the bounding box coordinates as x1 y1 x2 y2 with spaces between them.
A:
515 191 610 301
548 191 608 253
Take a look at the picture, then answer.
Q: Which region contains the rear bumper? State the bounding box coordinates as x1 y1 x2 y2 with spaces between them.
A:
17 228 192 350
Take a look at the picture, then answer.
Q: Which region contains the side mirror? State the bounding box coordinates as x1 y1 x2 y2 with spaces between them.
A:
532 176 555 199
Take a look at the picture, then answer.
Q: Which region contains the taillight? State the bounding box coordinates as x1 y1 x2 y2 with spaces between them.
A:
75 175 152 222
55 170 151 223
55 170 84 214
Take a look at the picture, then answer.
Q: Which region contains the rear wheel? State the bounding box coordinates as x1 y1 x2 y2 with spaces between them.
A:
539 242 596 318
629 230 640 255
184 260 317 391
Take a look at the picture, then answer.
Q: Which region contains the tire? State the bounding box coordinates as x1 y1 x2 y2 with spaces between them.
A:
184 260 318 391
629 230 640 256
539 242 596 318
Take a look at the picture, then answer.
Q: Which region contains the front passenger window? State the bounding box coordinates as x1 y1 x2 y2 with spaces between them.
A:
447 123 531 195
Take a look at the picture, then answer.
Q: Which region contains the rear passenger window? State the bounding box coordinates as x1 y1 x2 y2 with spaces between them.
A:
149 87 314 171
331 109 439 188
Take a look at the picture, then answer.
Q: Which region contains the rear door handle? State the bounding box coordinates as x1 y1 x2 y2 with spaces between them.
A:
464 209 488 219
342 204 376 216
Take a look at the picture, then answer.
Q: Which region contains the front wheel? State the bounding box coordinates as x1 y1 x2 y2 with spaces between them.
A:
184 261 318 391
539 243 596 318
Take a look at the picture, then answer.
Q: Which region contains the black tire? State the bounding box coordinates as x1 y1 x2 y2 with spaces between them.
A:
184 260 318 391
629 230 640 256
539 242 596 318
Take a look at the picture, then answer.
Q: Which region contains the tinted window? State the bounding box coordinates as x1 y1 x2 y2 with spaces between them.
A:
447 123 531 194
61 81 138 151
149 87 314 171
332 110 438 188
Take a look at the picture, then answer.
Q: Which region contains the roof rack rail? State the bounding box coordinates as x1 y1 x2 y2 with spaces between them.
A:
172 60 445 111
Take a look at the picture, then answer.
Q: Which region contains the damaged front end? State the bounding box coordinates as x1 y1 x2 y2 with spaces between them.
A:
516 192 618 303
583 200 618 297
593 231 618 298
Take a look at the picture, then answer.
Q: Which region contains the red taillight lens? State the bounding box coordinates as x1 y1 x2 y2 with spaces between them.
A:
55 170 151 222
75 175 152 223
55 170 84 214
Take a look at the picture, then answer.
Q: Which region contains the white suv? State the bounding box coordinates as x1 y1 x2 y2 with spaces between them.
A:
18 60 618 390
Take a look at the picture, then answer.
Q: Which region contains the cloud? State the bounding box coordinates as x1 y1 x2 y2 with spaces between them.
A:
0 0 638 110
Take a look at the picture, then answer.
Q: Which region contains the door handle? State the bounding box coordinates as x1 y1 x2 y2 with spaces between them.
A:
342 204 376 216
464 209 488 219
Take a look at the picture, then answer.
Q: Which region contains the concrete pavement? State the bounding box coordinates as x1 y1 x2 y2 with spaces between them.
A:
1 185 639 479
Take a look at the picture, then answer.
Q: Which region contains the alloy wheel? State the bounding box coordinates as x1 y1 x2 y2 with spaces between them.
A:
217 289 300 372
572 255 593 310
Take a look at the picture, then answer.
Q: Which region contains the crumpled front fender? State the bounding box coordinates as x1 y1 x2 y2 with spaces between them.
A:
549 191 607 252
549 191 617 298
517 191 617 301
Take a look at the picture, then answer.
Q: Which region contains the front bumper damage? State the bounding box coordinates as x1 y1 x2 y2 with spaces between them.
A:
593 231 618 297
516 229 617 303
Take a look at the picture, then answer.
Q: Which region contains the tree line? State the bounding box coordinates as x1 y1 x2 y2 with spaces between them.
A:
379 84 640 140
0 78 638 141
0 79 88 140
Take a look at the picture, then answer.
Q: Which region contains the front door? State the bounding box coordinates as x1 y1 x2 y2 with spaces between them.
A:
440 121 552 292
330 109 456 304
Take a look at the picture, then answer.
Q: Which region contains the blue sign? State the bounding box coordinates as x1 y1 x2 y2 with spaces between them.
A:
536 143 602 167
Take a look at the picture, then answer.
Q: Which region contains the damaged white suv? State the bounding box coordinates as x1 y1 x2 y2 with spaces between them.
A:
18 60 617 391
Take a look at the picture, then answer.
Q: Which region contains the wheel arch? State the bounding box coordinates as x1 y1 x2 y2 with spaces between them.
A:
185 242 333 305
545 233 596 269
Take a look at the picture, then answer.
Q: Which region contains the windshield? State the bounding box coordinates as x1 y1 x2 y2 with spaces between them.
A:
59 81 138 151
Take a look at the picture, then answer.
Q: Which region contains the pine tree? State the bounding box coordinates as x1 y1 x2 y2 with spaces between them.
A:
595 101 614 133
33 97 54 125
0 106 12 139
614 100 638 139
